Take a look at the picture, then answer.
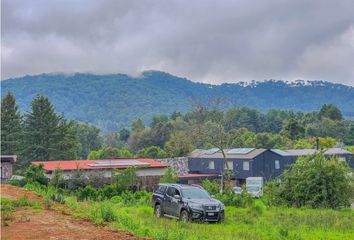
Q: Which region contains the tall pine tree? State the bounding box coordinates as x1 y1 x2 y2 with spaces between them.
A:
1 91 23 155
24 95 79 165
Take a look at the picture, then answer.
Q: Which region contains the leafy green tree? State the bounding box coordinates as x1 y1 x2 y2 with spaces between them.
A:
160 167 178 183
294 137 336 149
114 167 139 191
137 146 167 158
150 114 168 128
170 111 183 120
319 103 343 121
23 95 79 165
131 118 145 131
275 154 353 209
281 118 305 140
25 164 48 185
202 179 220 195
119 128 130 141
102 132 126 149
165 131 195 157
50 168 65 188
1 91 23 156
344 123 354 145
254 133 278 149
71 121 102 159
87 147 133 159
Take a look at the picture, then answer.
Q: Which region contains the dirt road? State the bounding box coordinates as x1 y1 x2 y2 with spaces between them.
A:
1 185 146 240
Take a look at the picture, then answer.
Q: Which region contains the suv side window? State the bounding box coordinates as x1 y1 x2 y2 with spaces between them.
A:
166 187 177 197
155 185 167 194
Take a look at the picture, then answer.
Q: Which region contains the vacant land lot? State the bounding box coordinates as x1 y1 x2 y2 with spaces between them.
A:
5 185 354 240
2 184 354 240
0 185 144 240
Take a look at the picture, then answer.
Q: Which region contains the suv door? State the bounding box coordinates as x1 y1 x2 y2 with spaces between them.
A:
165 187 177 215
169 189 182 216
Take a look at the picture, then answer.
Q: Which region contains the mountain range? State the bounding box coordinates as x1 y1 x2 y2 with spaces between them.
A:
2 71 354 131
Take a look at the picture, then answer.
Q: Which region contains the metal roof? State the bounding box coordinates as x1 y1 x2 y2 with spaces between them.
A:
227 148 255 154
205 148 221 155
323 148 353 155
285 149 319 156
32 158 167 171
190 148 267 159
270 149 291 156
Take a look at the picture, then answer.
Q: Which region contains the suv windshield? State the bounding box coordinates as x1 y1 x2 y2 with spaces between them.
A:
182 188 210 199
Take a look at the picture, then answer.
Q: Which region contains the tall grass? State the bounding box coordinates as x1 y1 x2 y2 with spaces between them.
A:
23 184 354 240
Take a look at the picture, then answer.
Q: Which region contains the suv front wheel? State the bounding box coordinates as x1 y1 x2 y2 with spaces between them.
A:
154 204 162 218
180 210 189 222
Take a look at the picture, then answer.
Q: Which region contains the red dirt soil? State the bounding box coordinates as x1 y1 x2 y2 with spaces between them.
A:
1 185 148 240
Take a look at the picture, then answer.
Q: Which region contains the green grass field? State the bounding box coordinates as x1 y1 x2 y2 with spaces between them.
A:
63 197 354 240
22 183 354 240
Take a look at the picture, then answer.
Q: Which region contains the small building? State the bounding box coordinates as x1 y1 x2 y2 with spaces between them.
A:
32 158 168 190
1 155 17 184
188 148 287 184
187 147 354 185
323 148 354 167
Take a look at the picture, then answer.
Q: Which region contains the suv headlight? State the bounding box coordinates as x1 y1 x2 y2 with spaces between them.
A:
219 203 225 210
188 202 203 211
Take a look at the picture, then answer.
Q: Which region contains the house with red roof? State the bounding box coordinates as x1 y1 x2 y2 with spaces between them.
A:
32 158 168 190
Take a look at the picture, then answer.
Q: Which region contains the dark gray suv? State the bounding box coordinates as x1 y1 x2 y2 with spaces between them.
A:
152 184 225 222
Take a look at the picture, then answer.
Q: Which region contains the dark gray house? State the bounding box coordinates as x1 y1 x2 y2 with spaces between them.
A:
188 148 286 184
187 148 353 184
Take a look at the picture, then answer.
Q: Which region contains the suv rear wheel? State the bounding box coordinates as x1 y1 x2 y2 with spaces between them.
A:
180 210 189 222
154 204 162 218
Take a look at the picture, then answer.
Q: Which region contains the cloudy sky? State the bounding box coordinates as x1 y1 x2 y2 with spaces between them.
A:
2 0 354 85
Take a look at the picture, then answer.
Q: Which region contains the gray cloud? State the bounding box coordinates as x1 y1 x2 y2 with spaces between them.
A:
2 0 354 85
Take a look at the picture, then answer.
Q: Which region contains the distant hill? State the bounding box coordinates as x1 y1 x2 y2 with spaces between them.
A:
2 71 354 131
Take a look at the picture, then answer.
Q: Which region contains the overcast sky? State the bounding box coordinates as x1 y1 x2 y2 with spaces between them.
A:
2 0 354 85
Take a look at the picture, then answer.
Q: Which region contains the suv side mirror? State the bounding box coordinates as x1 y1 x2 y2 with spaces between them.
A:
211 195 215 198
174 194 181 200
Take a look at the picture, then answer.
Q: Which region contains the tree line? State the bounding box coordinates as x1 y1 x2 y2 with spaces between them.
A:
1 91 354 172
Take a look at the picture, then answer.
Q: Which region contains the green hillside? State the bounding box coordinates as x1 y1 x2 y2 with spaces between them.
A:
2 71 354 131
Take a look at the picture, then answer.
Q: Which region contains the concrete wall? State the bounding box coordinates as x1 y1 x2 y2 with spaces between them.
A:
156 157 189 175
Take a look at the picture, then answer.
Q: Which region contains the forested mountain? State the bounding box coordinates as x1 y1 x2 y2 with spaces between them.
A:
2 71 354 131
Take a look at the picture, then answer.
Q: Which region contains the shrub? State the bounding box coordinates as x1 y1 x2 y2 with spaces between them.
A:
273 154 354 209
24 164 48 185
44 196 52 210
114 167 138 192
50 193 66 204
76 185 98 201
202 179 220 195
50 168 65 189
97 184 119 200
8 178 27 187
91 202 116 225
160 167 178 183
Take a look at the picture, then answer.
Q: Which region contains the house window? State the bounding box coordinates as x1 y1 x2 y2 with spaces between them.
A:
275 160 280 170
243 161 249 171
208 160 215 170
225 160 233 170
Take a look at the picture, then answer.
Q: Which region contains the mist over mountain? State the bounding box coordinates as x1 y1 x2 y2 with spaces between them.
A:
2 71 353 131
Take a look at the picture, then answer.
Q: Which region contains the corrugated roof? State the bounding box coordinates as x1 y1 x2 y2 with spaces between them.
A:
32 158 168 171
270 149 291 156
189 148 267 159
285 149 319 156
323 148 353 155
